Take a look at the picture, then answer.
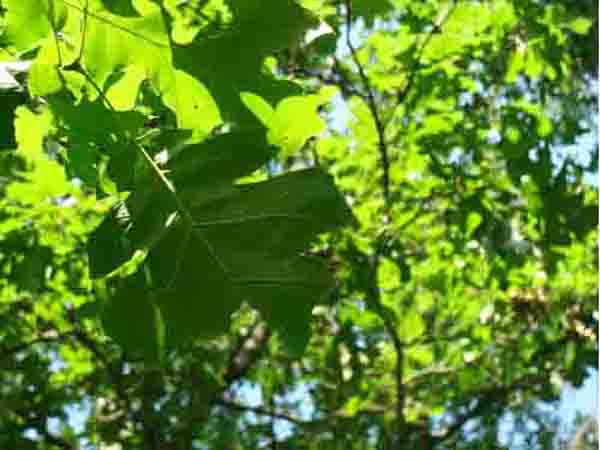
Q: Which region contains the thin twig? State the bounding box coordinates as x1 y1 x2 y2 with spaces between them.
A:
434 374 547 444
343 3 406 441
216 399 313 427
343 0 391 209
362 255 406 443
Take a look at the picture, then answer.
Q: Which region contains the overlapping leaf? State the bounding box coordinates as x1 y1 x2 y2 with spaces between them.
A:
2 0 353 362
89 131 355 360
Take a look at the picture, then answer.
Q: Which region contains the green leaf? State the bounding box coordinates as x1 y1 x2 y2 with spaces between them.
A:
87 204 134 278
119 167 355 354
46 94 145 188
148 223 238 345
99 0 140 17
168 130 276 189
0 93 20 149
352 0 393 26
568 17 593 35
173 0 317 125
13 246 52 292
465 212 482 236
3 0 68 52
242 92 331 156
80 1 221 133
267 95 328 156
236 256 333 354
240 92 276 127
399 309 425 340
101 272 165 364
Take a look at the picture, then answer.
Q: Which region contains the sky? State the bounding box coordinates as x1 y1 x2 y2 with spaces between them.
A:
558 370 598 425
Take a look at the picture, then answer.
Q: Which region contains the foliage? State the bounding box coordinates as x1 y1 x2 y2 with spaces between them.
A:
0 0 597 449
1 0 355 364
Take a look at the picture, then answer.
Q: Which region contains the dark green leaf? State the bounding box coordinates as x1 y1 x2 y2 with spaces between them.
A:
101 271 164 364
87 204 134 278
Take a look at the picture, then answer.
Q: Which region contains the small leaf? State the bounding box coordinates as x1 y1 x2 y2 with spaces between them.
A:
352 0 393 26
568 17 592 35
1 94 32 150
466 212 482 236
399 309 425 340
240 92 276 127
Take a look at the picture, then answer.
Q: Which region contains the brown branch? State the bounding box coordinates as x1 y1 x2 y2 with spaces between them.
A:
222 322 271 388
342 4 406 440
343 0 391 209
568 416 598 450
216 399 313 427
176 322 273 444
434 374 548 444
362 254 406 443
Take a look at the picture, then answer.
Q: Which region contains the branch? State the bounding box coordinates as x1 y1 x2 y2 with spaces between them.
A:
434 374 548 444
216 399 314 427
173 322 272 445
404 330 470 348
360 254 406 442
569 416 598 450
342 5 405 438
222 322 271 388
292 65 365 100
343 0 391 209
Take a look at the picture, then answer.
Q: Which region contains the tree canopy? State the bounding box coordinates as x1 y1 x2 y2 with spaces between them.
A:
0 1 597 449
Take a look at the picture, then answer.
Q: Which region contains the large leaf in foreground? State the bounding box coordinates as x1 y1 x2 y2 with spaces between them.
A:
91 131 355 359
149 168 353 353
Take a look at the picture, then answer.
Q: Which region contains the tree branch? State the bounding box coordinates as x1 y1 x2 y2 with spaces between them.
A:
434 374 549 444
222 322 271 388
216 399 313 427
343 0 391 209
342 4 406 440
361 253 406 443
